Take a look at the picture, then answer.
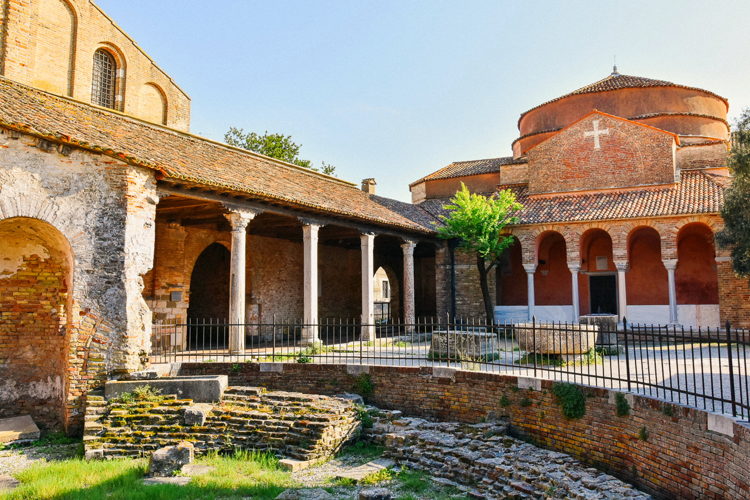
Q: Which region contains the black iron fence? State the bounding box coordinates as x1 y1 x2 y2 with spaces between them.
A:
150 317 750 419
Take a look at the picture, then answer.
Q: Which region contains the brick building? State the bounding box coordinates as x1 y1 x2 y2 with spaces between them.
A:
0 1 748 435
411 69 750 329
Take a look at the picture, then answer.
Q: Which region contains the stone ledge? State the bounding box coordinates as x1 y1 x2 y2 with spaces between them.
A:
347 365 370 376
707 412 735 437
259 363 284 373
104 375 228 403
517 377 542 391
432 367 457 380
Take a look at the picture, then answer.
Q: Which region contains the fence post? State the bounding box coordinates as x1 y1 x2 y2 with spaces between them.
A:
623 317 631 392
532 316 537 378
726 320 737 417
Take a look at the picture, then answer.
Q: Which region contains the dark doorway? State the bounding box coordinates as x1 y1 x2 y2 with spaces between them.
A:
589 275 617 314
187 243 230 349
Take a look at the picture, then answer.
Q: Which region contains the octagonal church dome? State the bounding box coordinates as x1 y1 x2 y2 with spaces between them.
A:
512 69 729 157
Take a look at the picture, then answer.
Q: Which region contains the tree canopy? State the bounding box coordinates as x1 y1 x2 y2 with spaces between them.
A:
717 108 750 279
224 127 336 176
436 184 523 323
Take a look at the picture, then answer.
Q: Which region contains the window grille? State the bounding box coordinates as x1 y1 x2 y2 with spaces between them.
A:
91 49 117 109
382 280 390 299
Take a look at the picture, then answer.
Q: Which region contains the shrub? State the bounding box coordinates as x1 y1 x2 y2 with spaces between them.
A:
615 393 630 417
638 426 649 441
499 395 511 408
353 373 374 398
551 383 586 419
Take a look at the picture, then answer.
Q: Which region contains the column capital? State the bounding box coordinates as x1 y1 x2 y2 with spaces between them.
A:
223 204 261 232
523 263 537 274
298 217 324 228
614 260 629 272
567 262 581 273
401 239 417 253
662 258 678 270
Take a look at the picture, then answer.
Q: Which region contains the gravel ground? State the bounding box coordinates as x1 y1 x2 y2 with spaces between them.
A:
0 443 80 476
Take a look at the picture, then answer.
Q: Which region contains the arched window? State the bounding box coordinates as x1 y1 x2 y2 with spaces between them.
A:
91 49 117 109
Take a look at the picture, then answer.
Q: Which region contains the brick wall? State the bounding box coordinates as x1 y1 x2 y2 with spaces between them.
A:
528 113 677 194
180 362 750 499
717 259 750 328
0 0 191 130
435 243 496 319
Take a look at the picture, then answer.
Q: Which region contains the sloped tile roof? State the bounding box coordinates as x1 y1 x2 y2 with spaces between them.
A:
0 77 432 234
419 170 726 225
410 156 526 186
519 72 728 123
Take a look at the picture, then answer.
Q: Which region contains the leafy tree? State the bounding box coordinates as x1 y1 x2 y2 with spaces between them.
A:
224 127 336 175
436 183 523 324
717 109 750 280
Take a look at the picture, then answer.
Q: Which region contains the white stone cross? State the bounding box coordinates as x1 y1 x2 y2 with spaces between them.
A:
583 119 610 150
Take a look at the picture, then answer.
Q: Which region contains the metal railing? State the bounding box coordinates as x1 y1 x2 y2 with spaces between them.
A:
150 316 750 419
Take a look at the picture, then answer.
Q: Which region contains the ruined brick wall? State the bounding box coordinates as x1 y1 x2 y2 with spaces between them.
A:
528 113 677 194
181 362 750 500
0 0 190 130
0 130 157 432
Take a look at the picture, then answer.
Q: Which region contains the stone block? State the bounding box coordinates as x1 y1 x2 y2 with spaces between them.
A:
276 488 335 499
183 403 213 426
347 365 370 376
142 477 191 486
707 413 735 437
260 363 284 373
515 323 597 354
0 475 20 493
432 367 457 380
148 441 194 477
517 377 542 391
105 375 228 402
84 448 105 460
429 330 498 360
336 393 364 406
359 488 393 500
335 458 395 481
279 458 314 472
0 415 40 444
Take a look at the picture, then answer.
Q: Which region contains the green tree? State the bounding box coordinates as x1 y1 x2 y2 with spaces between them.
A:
436 183 523 324
224 127 336 175
717 109 750 280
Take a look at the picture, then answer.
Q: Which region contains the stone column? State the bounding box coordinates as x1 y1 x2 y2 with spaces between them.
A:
568 263 581 323
224 207 259 354
301 220 322 345
664 259 678 324
523 263 536 320
615 261 629 323
401 240 417 331
361 232 376 341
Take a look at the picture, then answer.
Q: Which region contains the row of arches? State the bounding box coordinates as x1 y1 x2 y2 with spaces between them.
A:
31 0 168 124
497 222 720 324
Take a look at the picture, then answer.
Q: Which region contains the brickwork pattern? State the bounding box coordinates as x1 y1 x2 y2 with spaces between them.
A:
179 362 750 499
0 0 191 130
528 113 677 195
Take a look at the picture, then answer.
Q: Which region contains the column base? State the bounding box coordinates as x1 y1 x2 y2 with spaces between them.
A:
300 327 320 346
361 325 376 342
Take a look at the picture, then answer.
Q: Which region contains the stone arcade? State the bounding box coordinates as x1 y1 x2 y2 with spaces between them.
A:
1 0 750 436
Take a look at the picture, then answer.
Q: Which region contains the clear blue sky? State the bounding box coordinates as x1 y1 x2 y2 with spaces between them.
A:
97 0 750 201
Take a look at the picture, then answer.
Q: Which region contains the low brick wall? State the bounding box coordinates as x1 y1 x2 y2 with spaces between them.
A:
179 362 750 499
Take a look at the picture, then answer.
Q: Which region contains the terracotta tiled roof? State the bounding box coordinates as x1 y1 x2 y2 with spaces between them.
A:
0 77 431 234
519 72 729 123
419 170 726 225
410 156 526 186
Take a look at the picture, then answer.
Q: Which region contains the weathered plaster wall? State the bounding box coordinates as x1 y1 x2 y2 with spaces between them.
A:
0 130 156 431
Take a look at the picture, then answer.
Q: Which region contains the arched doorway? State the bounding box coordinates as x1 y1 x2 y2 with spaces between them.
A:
494 237 528 323
676 223 719 326
373 265 400 323
580 229 616 315
187 243 230 348
535 232 572 314
626 227 668 323
0 217 73 430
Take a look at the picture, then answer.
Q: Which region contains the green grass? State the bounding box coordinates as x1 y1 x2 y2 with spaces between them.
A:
6 450 294 500
339 441 385 460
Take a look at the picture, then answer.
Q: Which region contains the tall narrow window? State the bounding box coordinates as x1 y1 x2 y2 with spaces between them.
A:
91 49 117 109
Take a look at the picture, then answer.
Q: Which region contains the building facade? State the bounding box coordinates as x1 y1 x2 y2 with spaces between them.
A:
411 69 750 329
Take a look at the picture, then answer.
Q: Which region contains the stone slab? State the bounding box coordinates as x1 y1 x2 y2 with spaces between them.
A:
432 367 457 380
347 365 370 376
0 415 40 444
105 375 228 402
334 458 395 481
260 363 284 373
707 413 735 437
279 458 316 472
276 488 336 500
181 464 215 476
142 476 192 486
0 475 20 492
517 377 542 391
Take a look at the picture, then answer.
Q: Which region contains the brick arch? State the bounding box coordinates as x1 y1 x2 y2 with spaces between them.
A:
138 82 168 125
676 222 719 305
626 225 668 305
33 0 78 96
0 216 74 431
510 228 537 266
535 230 571 305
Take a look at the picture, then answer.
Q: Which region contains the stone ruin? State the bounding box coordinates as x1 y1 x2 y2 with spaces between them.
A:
368 410 650 499
83 382 360 462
